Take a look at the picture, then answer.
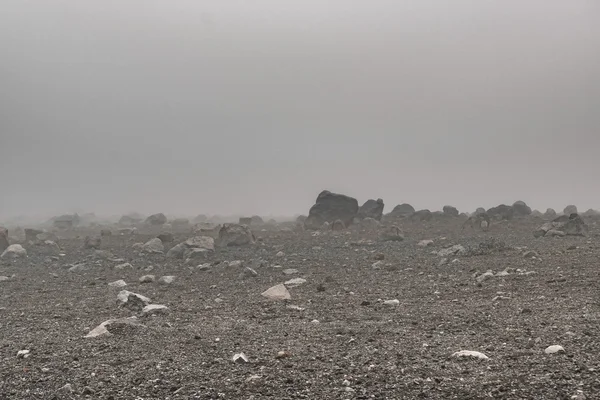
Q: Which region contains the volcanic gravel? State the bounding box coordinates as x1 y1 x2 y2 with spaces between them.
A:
1 217 599 399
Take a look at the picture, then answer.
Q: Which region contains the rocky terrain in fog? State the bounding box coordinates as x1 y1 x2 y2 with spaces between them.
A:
1 192 599 399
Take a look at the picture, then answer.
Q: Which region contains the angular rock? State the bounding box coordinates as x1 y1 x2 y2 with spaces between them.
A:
141 238 164 254
158 276 175 285
218 224 255 247
261 284 291 300
284 277 306 287
563 205 578 216
545 345 565 354
108 280 127 287
145 213 167 226
233 353 249 364
117 290 151 311
83 236 101 250
379 226 404 242
388 203 415 217
157 232 174 243
1 244 27 259
85 317 143 338
304 190 359 230
357 199 385 221
437 245 466 257
100 229 112 237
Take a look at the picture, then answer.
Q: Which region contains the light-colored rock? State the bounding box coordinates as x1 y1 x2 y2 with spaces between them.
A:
233 353 249 364
108 280 127 288
142 304 169 316
261 284 291 300
476 270 495 283
0 275 10 282
114 263 133 270
228 260 243 268
545 345 565 354
437 245 466 257
282 268 299 275
117 290 151 310
417 240 434 247
276 251 285 257
218 224 255 247
141 238 164 253
1 244 27 259
284 278 306 287
17 349 30 358
546 229 566 237
384 299 400 306
452 350 489 360
242 267 258 277
85 317 141 338
158 276 175 284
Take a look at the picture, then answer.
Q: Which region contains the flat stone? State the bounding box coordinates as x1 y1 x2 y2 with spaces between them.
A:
108 280 127 288
114 263 133 270
142 304 169 316
261 284 291 301
383 299 400 306
85 317 142 338
417 240 434 247
158 276 175 284
452 350 489 360
282 268 299 275
284 278 306 287
139 275 155 283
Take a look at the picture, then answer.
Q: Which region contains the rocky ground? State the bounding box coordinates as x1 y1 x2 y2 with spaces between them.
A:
1 216 599 399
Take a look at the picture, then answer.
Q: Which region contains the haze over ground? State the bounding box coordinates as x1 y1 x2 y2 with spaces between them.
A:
1 1 599 222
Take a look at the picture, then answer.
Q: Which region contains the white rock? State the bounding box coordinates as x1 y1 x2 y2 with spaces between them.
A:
108 280 127 288
114 262 133 270
158 276 175 284
229 260 243 268
17 349 30 358
261 284 291 301
116 290 151 308
85 317 141 338
284 278 306 287
0 276 10 282
545 345 565 354
1 244 27 259
276 251 285 257
452 350 489 360
383 299 400 306
142 304 169 316
233 353 249 364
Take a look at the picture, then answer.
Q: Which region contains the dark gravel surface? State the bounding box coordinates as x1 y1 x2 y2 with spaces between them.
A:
1 217 599 399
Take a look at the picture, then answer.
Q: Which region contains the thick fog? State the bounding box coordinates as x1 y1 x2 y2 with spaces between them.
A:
1 1 599 222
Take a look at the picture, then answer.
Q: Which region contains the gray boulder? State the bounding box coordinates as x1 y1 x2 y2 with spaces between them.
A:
1 244 27 259
357 199 384 221
442 205 459 217
145 213 167 226
304 190 359 230
512 201 532 216
388 203 415 217
218 224 255 246
563 205 578 216
141 238 164 254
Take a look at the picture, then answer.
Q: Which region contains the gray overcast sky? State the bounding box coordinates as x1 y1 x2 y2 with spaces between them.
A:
1 1 599 220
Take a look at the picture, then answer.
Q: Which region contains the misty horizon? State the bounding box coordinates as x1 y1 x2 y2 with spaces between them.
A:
2 1 599 222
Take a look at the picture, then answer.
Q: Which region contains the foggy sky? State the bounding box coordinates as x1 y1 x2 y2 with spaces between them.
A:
1 1 599 221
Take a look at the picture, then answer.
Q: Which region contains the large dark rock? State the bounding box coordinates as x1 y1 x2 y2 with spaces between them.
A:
218 223 256 246
410 209 433 221
53 214 80 229
563 205 578 216
388 203 415 217
357 199 384 221
512 201 532 216
145 213 167 226
442 205 459 217
119 214 143 226
0 227 8 253
304 191 359 230
544 208 557 219
487 204 514 220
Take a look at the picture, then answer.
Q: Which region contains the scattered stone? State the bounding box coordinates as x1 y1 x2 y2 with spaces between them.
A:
379 226 404 242
142 304 169 316
437 245 466 257
276 351 291 359
100 229 112 237
229 260 244 268
117 290 151 311
282 268 299 275
58 383 74 393
0 276 10 282
139 275 155 283
417 240 434 247
261 284 291 300
83 236 102 249
158 276 175 284
218 224 255 246
85 317 143 338
383 299 400 306
242 267 258 278
233 353 249 364
141 238 164 254
452 350 489 360
114 262 133 270
157 232 174 243
17 349 30 358
1 244 27 259
523 250 540 259
145 213 167 226
545 345 565 354
476 270 495 283
108 280 127 287
284 278 307 287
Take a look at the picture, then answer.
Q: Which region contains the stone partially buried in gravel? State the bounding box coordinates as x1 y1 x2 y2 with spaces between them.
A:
108 279 127 287
158 276 175 284
85 317 143 338
452 350 489 360
1 244 27 259
284 278 306 287
282 268 299 275
261 284 291 300
139 275 155 283
545 345 565 354
141 238 164 254
142 304 169 316
218 224 255 246
117 290 151 311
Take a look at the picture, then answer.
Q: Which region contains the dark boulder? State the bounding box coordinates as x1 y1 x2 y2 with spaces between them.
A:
388 203 415 217
304 190 359 230
357 199 384 221
145 213 167 226
410 209 433 221
512 201 532 216
442 205 459 217
563 205 578 216
487 204 514 220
